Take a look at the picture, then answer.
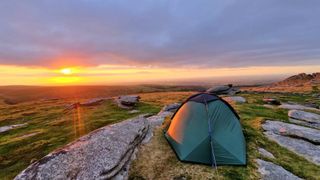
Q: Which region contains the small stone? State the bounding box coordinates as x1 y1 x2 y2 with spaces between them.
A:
0 123 27 133
129 110 140 114
263 98 281 105
222 96 246 103
258 148 275 159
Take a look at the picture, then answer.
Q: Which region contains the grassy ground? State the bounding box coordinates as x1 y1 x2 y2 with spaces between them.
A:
1 91 319 179
129 92 320 180
0 97 161 179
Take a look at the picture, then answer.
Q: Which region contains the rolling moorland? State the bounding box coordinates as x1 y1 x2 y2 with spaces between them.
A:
0 73 320 179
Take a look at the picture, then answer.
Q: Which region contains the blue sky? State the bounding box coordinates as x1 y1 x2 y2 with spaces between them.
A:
0 0 319 69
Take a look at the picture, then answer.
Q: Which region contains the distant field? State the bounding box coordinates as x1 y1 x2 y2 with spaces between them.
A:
0 85 206 105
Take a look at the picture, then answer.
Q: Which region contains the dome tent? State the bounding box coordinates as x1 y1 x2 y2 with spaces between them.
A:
164 93 246 166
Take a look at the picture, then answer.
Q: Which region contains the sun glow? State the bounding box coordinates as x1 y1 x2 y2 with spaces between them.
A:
60 68 73 75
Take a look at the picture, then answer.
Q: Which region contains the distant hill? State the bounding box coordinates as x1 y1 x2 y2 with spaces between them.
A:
275 73 320 86
242 72 320 93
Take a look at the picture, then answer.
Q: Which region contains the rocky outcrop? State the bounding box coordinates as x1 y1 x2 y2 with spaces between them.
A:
206 84 240 95
262 120 320 165
256 159 302 180
115 95 140 109
0 123 27 133
275 73 320 86
15 115 149 180
258 148 275 159
222 96 246 103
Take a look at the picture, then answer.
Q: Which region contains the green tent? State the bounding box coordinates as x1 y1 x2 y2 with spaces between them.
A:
164 93 246 166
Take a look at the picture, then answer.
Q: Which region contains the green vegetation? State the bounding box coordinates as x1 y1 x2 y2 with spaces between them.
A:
0 98 160 179
1 90 320 179
129 92 320 180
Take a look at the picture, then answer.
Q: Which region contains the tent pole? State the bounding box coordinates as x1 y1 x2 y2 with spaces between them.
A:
202 96 219 177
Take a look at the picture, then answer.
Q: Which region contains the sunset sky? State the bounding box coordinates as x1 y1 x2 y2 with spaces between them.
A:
0 0 319 85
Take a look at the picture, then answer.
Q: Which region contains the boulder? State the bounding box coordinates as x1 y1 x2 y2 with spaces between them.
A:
0 123 27 133
222 96 246 103
256 159 302 180
161 103 181 113
116 95 140 109
262 98 281 105
258 148 275 159
206 84 240 95
262 120 320 144
279 103 320 112
15 116 149 180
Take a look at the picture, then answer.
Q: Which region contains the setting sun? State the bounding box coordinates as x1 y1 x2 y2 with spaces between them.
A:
60 68 73 75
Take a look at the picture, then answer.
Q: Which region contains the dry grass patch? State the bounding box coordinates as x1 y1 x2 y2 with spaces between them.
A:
129 128 222 180
139 91 194 107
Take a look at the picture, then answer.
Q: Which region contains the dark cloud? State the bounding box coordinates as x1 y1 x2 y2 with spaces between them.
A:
0 0 319 68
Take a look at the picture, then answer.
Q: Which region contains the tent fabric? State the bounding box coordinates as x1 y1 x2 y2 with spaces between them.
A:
165 93 246 166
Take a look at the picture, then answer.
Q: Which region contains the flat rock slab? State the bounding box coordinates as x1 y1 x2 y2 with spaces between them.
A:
256 159 302 180
288 110 320 123
15 116 149 180
263 131 320 165
289 118 320 129
262 120 320 144
0 123 27 133
279 103 320 112
258 148 275 159
222 96 246 103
